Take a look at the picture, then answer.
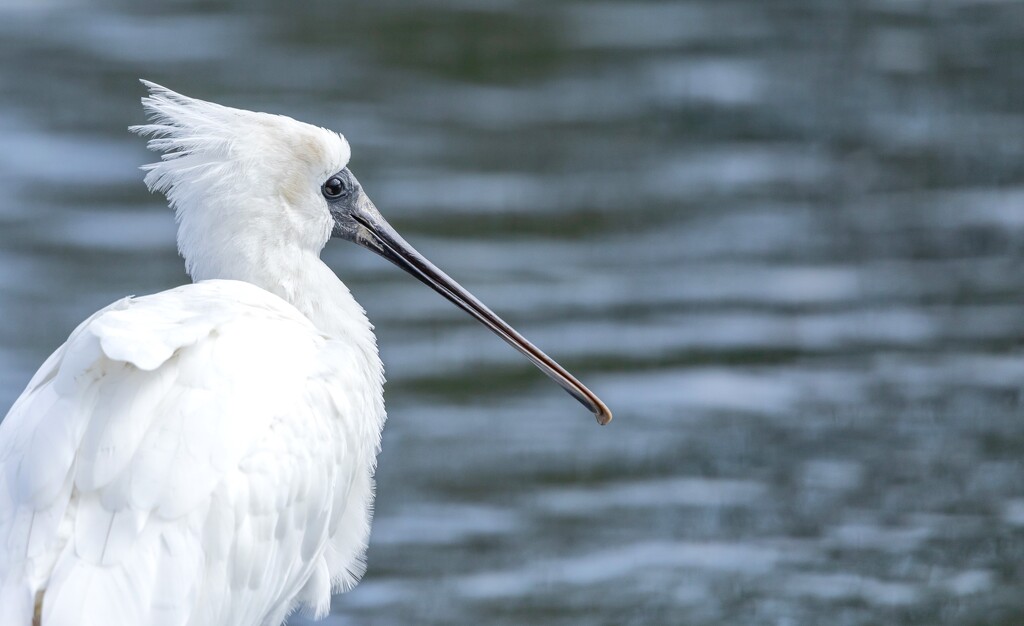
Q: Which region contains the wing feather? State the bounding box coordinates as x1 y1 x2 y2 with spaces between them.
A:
0 279 383 626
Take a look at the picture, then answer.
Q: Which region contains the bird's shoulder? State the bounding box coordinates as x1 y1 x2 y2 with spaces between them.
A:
92 279 319 361
0 280 342 521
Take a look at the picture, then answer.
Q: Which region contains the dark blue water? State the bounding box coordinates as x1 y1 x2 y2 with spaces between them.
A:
1 1 1023 624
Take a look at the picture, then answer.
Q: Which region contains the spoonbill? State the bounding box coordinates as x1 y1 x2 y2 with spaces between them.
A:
0 82 611 626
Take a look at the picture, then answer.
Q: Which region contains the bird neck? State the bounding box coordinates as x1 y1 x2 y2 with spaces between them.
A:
191 246 379 361
283 252 377 344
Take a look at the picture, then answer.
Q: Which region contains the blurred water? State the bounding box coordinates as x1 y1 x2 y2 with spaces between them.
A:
2 1 1024 624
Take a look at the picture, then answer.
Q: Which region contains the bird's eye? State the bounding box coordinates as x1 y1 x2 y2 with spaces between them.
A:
322 176 347 199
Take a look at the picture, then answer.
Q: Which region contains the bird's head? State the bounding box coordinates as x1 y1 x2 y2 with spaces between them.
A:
132 81 611 425
131 80 358 278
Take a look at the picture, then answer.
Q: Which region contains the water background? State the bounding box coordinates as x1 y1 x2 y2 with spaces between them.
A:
1 1 1024 624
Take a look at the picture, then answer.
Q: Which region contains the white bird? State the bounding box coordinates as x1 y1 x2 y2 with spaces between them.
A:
0 83 610 626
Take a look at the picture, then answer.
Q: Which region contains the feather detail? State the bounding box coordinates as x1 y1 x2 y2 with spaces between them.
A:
0 280 385 626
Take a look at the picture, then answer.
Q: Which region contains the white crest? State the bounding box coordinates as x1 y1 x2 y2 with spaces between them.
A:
130 81 352 284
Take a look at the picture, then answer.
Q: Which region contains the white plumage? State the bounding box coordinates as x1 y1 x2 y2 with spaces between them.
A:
0 280 384 625
1 85 384 626
0 81 609 626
